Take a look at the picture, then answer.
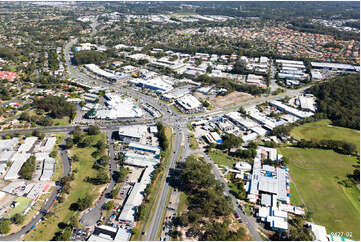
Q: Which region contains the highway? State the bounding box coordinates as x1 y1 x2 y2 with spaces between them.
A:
145 124 184 241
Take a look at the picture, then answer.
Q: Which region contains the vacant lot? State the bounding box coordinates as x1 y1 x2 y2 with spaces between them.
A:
209 149 240 169
290 119 360 153
24 132 106 241
208 91 253 108
279 147 360 240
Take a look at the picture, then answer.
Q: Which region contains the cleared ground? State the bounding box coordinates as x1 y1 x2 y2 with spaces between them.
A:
208 91 253 108
209 149 240 169
290 119 360 153
279 147 360 240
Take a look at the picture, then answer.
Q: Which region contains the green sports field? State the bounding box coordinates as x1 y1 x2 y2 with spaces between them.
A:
290 119 360 153
279 147 360 240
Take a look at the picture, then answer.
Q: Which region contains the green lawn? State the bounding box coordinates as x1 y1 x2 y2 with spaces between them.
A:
289 182 303 207
209 149 240 169
24 132 106 241
5 197 32 218
290 119 360 153
279 147 360 240
189 133 199 150
53 116 70 126
177 192 188 216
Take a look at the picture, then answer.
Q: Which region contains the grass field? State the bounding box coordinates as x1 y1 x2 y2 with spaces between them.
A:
24 132 106 241
5 197 32 218
209 149 240 169
290 119 360 153
53 116 70 126
189 133 199 150
289 182 303 207
279 147 360 240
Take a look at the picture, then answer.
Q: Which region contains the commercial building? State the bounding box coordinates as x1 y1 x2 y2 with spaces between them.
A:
34 136 56 153
0 151 16 163
225 112 259 130
161 87 190 101
4 153 31 180
88 225 132 241
298 96 317 113
92 94 144 120
128 78 173 93
248 108 277 130
85 64 117 82
118 182 148 227
269 100 314 119
40 158 55 181
128 142 160 156
118 125 147 142
175 94 203 113
0 138 18 152
18 137 38 153
310 62 357 72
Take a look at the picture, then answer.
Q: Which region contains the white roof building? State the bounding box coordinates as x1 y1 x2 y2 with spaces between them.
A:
18 137 38 153
176 94 202 111
309 223 329 241
225 112 259 130
269 100 314 119
0 138 18 151
118 125 147 142
235 162 252 171
4 153 31 180
0 151 16 163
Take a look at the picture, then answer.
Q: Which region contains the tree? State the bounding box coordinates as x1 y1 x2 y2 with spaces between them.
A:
19 156 36 180
12 214 25 225
220 133 243 150
49 150 57 158
0 219 11 234
65 137 74 149
69 214 80 228
87 125 100 135
103 201 114 211
77 196 92 211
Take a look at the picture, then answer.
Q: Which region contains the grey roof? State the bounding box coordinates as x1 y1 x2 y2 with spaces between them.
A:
259 176 278 194
261 193 272 207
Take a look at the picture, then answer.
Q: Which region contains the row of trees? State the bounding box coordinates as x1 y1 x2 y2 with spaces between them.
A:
156 122 169 151
295 139 357 156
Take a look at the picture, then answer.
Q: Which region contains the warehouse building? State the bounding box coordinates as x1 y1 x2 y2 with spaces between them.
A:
269 100 314 119
128 78 173 93
84 64 117 82
4 153 31 180
88 225 132 241
118 125 147 142
128 142 160 156
310 62 357 72
18 137 38 153
175 94 203 113
0 138 18 152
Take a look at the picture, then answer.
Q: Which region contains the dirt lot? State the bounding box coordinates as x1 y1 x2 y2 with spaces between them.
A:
208 91 254 108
